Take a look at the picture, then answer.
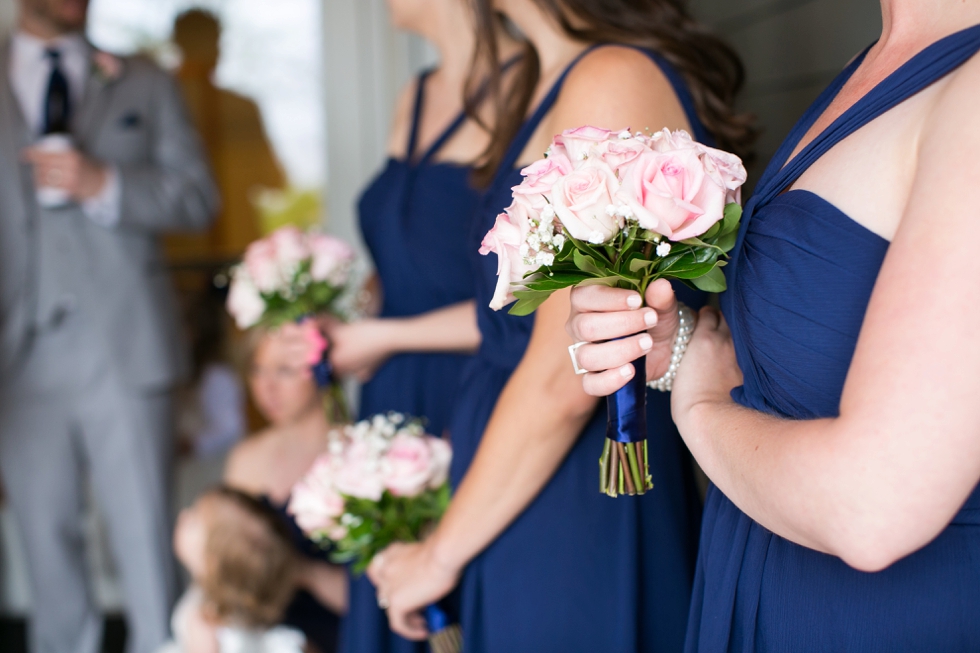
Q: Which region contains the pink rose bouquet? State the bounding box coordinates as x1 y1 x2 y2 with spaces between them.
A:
288 413 451 571
288 413 460 652
226 226 355 330
227 225 356 422
481 126 746 497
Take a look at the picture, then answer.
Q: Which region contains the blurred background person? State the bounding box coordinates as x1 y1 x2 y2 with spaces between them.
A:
319 1 519 652
0 3 218 653
224 327 348 653
166 8 286 264
160 487 305 653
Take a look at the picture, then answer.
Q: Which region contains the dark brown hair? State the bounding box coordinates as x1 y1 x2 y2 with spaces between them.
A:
466 0 756 186
199 487 297 629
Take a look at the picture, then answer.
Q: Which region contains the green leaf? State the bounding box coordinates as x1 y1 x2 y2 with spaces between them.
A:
579 276 628 288
690 265 728 292
720 203 742 235
572 249 603 276
628 258 655 273
509 290 553 315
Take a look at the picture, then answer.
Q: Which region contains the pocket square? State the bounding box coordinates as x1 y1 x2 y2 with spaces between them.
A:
119 111 142 129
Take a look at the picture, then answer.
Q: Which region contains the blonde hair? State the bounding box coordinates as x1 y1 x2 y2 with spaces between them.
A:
198 487 297 629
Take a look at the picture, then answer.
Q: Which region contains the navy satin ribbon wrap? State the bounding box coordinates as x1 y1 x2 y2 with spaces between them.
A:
425 603 450 634
311 355 332 388
606 355 647 444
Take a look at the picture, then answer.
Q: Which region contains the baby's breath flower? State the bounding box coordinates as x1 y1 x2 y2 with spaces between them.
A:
656 242 672 257
588 231 606 244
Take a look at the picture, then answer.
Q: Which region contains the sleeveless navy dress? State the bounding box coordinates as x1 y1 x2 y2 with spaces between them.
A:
341 71 481 653
688 25 980 652
448 46 704 653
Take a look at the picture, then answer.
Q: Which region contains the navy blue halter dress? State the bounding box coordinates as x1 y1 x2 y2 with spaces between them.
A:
688 25 980 652
341 72 481 653
448 46 704 653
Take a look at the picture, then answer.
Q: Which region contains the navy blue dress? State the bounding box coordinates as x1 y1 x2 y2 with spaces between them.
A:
688 25 980 652
448 46 704 653
341 71 480 653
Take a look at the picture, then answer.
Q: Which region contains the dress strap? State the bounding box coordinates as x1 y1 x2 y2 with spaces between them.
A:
759 22 980 206
489 45 602 193
406 69 432 162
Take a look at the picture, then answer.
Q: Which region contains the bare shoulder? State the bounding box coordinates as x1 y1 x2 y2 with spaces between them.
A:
223 429 274 491
925 52 980 141
549 45 688 137
387 77 421 159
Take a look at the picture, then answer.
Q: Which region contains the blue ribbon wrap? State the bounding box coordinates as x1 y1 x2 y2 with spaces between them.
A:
311 355 332 388
425 602 450 634
606 354 647 444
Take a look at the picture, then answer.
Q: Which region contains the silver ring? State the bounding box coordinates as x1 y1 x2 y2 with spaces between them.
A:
568 341 589 375
377 595 390 609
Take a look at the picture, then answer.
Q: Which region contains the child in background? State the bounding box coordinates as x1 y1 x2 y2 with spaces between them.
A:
159 487 306 653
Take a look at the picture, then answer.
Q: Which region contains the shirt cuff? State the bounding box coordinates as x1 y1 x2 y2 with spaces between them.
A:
81 165 122 227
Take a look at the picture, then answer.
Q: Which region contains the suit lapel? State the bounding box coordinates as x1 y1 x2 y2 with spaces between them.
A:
74 45 117 146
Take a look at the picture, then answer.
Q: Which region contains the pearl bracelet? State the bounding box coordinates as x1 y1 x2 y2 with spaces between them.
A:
647 304 696 392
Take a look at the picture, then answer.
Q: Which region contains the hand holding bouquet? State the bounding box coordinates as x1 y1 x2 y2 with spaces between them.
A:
288 413 460 653
226 225 355 420
481 126 746 496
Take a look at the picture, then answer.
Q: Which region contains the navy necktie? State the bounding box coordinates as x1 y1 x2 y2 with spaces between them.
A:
43 48 71 134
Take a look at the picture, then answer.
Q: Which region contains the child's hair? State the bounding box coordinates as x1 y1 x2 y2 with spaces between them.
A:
199 486 298 629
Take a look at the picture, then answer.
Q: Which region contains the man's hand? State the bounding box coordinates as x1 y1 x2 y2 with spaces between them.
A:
23 146 108 200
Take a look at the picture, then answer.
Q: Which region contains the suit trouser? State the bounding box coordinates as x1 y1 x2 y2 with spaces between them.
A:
0 364 175 653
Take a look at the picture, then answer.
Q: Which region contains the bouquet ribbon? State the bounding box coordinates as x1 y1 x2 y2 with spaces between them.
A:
311 355 332 388
606 354 647 444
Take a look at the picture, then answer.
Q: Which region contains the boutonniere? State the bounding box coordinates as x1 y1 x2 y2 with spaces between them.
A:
92 50 124 83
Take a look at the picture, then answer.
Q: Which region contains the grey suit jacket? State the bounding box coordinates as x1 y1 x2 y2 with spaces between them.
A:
0 40 220 388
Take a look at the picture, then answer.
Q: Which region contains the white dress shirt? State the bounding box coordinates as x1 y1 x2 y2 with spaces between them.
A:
8 30 121 226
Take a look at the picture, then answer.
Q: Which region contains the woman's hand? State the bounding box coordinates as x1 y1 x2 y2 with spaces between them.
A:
670 307 742 434
321 317 395 382
565 278 681 396
367 540 461 640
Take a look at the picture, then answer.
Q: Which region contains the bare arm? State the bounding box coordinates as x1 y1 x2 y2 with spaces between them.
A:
296 558 348 615
325 301 481 380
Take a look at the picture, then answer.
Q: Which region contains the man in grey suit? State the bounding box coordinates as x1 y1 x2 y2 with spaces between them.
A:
0 1 219 652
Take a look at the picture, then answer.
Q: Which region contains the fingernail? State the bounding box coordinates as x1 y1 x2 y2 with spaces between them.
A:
626 294 642 309
643 310 657 327
638 335 653 351
619 364 634 378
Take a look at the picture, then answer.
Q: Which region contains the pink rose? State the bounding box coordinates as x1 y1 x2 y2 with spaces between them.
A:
243 239 282 293
288 457 346 537
597 138 648 173
618 147 727 241
226 271 265 329
698 144 747 205
515 155 572 200
550 162 621 244
270 226 310 270
560 126 614 165
427 437 452 489
383 433 435 497
309 233 354 284
334 439 385 501
480 199 536 311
